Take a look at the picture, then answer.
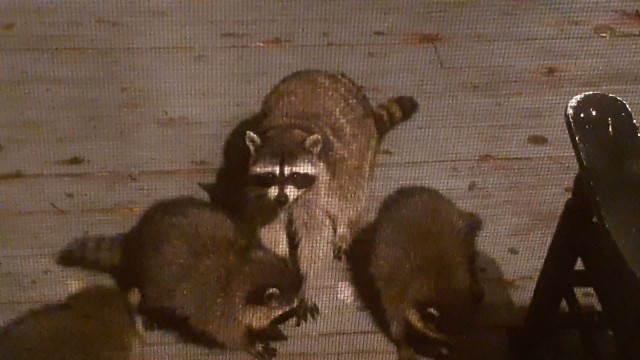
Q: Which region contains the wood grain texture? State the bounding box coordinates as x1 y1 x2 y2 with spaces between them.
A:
1 0 636 358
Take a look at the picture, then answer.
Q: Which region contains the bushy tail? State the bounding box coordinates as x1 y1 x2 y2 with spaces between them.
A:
373 96 419 137
57 234 125 274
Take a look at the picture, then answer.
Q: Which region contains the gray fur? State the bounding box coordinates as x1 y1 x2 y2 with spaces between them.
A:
244 69 419 269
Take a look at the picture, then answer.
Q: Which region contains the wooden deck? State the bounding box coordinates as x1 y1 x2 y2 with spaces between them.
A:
1 0 639 358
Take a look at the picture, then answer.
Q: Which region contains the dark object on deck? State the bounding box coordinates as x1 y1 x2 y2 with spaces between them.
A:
510 93 640 359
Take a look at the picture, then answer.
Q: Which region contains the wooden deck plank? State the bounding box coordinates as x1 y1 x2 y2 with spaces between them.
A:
2 40 640 104
0 258 526 327
0 123 576 175
1 0 638 50
0 172 570 302
0 155 576 214
2 0 638 357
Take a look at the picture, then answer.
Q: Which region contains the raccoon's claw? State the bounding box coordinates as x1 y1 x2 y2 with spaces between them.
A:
251 341 277 360
294 298 320 326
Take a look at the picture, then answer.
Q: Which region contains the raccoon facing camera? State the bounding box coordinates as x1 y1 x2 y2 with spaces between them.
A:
242 69 419 262
0 286 141 360
57 196 308 360
347 186 485 360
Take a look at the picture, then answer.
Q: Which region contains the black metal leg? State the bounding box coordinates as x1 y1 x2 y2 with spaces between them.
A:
577 221 640 359
511 174 640 359
563 287 600 358
510 174 597 357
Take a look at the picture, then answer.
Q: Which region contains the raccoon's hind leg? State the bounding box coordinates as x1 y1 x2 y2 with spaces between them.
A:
387 313 420 360
326 207 359 261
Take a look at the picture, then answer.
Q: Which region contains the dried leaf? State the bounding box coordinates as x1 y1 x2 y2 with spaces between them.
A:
477 154 497 163
50 202 66 213
592 24 617 37
2 23 16 31
256 37 290 47
92 18 121 27
0 170 24 180
220 32 250 38
402 33 443 44
191 160 210 166
527 134 549 145
55 156 86 165
616 9 640 24
541 66 561 77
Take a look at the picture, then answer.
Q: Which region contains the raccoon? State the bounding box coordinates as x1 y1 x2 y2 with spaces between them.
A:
58 196 305 360
347 186 485 360
242 69 419 262
0 286 141 360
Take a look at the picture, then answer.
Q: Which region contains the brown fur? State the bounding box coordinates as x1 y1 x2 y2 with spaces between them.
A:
0 286 140 360
347 186 485 360
58 197 303 359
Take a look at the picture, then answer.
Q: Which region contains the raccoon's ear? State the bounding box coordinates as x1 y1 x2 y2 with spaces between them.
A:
245 131 262 155
303 134 323 155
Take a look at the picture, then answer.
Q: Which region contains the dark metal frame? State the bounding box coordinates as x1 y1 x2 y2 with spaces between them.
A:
510 93 640 359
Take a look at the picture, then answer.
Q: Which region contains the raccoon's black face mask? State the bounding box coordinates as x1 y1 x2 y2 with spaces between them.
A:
245 131 322 207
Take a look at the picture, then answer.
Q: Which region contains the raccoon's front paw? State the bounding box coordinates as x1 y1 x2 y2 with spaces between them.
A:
332 243 348 261
257 324 288 342
294 298 320 326
250 341 277 360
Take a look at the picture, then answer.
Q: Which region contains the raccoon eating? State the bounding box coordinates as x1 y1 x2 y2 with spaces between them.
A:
58 196 305 360
347 186 485 360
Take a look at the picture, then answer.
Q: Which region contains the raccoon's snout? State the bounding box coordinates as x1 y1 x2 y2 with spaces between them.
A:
275 192 289 207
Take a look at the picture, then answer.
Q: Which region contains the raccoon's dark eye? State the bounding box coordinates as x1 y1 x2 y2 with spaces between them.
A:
288 172 316 189
248 172 277 188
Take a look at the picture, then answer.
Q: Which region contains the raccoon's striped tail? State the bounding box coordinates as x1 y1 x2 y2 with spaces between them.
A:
57 234 125 274
373 96 419 138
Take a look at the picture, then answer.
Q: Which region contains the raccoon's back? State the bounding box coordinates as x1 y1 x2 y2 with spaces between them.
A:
261 70 377 140
370 187 480 296
121 197 244 305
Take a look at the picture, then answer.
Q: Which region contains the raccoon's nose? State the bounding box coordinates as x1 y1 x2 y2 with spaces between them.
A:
275 192 289 206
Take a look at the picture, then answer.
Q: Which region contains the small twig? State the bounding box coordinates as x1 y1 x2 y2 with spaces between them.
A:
432 43 444 68
50 202 66 213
